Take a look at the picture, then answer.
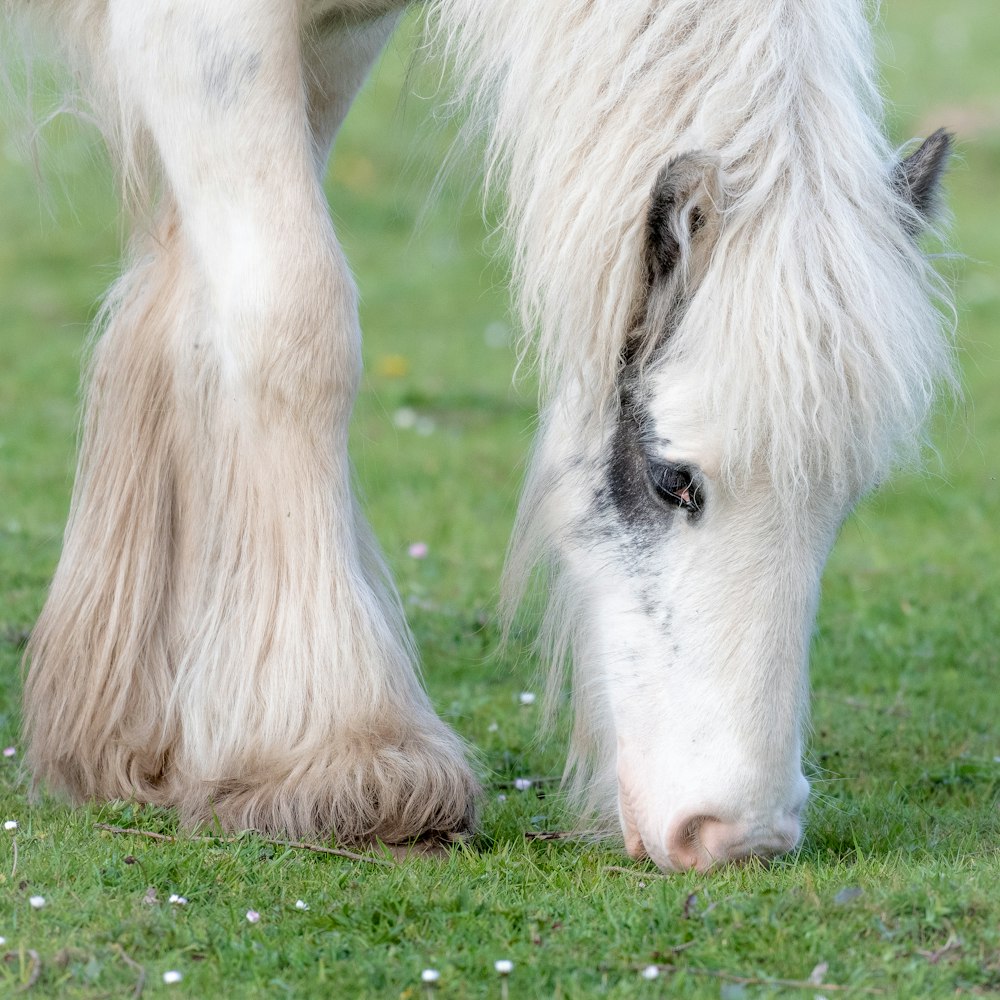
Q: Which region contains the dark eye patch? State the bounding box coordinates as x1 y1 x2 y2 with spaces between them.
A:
647 461 703 516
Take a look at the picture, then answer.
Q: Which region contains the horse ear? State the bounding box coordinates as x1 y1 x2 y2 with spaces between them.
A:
892 128 953 233
646 151 723 285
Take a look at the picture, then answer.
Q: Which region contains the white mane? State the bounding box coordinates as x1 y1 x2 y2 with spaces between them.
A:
431 0 955 494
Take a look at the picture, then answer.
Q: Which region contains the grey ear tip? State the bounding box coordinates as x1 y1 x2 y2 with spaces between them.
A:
893 126 955 230
925 127 955 152
654 148 720 179
899 126 954 180
915 128 955 168
646 149 722 282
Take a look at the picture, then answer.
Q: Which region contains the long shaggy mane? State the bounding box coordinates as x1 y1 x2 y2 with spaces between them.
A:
431 0 954 492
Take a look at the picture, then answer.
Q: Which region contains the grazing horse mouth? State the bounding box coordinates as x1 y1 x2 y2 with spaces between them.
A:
623 811 804 872
618 756 808 871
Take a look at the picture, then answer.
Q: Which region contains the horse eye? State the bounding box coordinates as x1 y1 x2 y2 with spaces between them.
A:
647 461 703 514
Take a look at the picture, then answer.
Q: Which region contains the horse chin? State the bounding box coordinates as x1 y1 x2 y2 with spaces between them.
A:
616 764 649 861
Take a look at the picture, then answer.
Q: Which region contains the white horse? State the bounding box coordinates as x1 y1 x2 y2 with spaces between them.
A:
7 0 952 872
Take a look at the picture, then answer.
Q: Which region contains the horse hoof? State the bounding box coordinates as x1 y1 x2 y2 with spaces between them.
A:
173 728 480 844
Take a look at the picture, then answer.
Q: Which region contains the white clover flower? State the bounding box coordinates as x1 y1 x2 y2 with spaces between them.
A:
393 407 417 429
28 896 45 909
518 691 536 706
168 894 187 905
642 965 660 980
494 959 514 975
163 970 183 984
3 820 17 831
0 936 6 946
496 793 507 802
246 909 261 924
2 747 15 758
513 778 533 791
295 900 309 911
421 969 440 984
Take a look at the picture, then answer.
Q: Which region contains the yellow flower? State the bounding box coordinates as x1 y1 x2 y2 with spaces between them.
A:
376 354 410 379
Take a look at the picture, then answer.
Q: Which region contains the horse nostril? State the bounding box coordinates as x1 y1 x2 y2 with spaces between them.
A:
666 813 802 872
665 813 720 870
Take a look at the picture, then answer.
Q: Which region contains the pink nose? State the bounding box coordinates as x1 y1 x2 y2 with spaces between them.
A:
657 812 802 872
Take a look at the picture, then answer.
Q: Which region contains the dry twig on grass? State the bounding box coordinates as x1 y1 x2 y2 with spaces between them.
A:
639 962 885 994
602 864 665 878
94 823 394 866
111 943 146 999
523 830 600 841
3 949 42 993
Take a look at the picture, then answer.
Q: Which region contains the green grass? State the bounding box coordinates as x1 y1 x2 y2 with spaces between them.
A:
1 5 998 997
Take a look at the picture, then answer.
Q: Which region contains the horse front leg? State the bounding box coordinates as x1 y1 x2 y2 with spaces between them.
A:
25 0 477 841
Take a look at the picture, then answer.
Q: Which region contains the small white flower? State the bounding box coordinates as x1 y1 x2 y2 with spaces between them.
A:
163 970 183 985
393 407 417 429
0 936 6 946
421 969 440 984
494 959 514 975
168 894 187 905
29 896 45 909
2 747 14 758
513 778 533 791
518 691 536 706
295 900 309 911
496 793 507 803
3 820 17 831
246 909 261 923
642 965 660 980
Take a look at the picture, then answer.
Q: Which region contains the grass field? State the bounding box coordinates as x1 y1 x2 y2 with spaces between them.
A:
0 3 998 997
